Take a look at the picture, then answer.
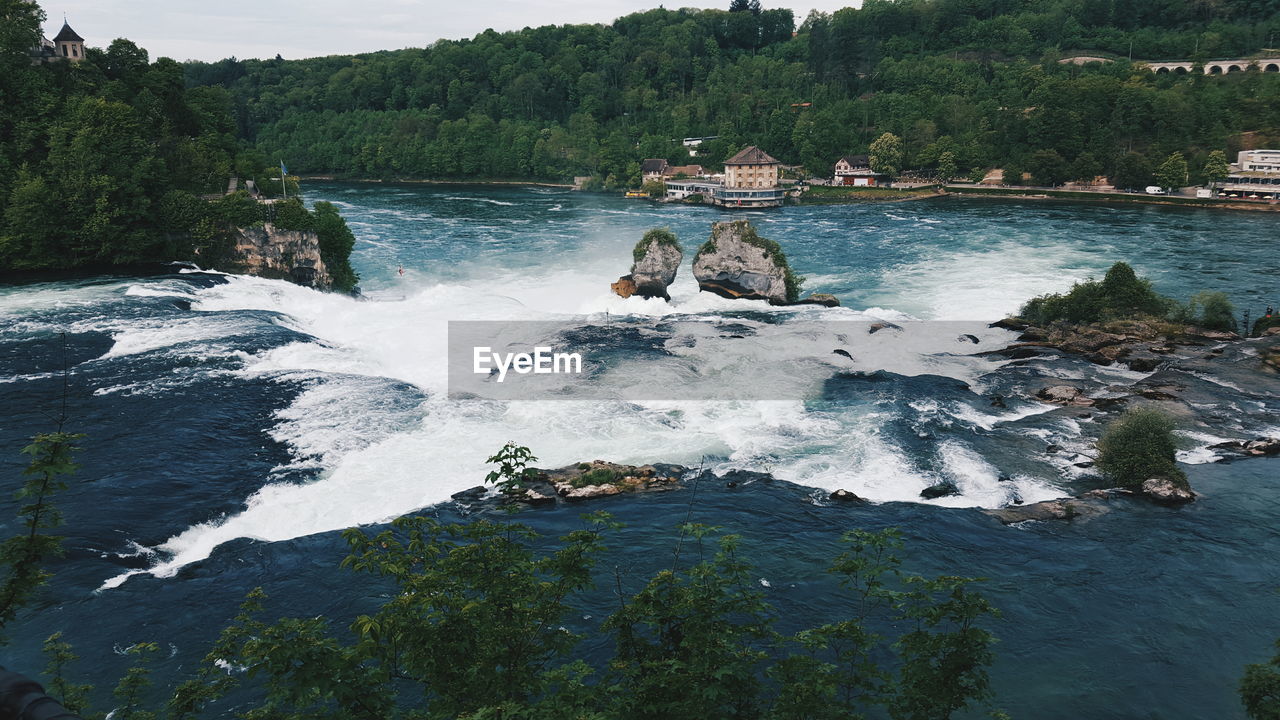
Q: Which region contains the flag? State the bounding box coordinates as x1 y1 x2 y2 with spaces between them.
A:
280 160 288 176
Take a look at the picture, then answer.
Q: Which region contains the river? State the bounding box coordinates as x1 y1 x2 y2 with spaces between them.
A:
1 184 1277 718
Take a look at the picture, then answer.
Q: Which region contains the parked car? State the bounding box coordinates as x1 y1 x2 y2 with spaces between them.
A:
1144 186 1167 195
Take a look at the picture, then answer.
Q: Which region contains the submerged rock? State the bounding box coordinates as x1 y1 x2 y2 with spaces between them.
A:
920 481 959 499
989 317 1029 331
1036 385 1093 406
693 220 795 304
829 488 866 503
794 293 841 307
987 497 1110 524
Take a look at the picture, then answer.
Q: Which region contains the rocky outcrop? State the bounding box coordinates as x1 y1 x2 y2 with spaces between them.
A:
1036 385 1094 406
546 460 681 500
613 229 682 301
688 221 839 307
987 496 1112 524
631 233 682 300
221 224 331 289
693 220 793 304
1140 476 1196 505
1208 437 1280 457
989 318 1237 371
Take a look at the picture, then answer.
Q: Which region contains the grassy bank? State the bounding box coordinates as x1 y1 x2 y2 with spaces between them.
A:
797 185 945 204
945 184 1280 212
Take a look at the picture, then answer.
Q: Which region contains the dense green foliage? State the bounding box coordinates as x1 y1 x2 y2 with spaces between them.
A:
1242 640 1280 720
632 227 681 263
1020 261 1238 329
18 443 1001 719
482 440 540 495
184 0 1280 186
311 201 360 292
0 2 240 270
1096 408 1186 490
91 521 998 719
1178 290 1237 331
0 431 81 642
1020 261 1171 324
0 2 359 281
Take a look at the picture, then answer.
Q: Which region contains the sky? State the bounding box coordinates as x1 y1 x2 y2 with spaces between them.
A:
42 0 860 63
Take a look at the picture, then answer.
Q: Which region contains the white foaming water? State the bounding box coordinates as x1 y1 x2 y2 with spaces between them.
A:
98 242 1072 589
872 240 1098 320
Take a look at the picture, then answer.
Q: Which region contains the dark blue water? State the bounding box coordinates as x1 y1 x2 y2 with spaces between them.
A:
1 185 1278 717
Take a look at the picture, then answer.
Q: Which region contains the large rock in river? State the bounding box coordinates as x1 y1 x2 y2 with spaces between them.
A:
693 220 792 304
613 229 682 301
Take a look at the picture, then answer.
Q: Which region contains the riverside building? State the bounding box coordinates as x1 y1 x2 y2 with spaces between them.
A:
1220 149 1280 200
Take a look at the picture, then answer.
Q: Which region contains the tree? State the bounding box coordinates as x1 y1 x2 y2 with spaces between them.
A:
1202 149 1230 188
1070 152 1102 185
1112 152 1153 191
936 151 957 182
1241 640 1280 720
1184 291 1236 332
1096 408 1186 490
0 431 83 640
1028 149 1069 187
1001 164 1024 186
1020 261 1171 325
1155 151 1188 191
869 132 904 179
312 201 360 292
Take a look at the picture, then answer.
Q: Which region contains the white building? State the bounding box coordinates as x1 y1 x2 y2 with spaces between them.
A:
664 180 721 200
1220 149 1280 200
832 154 889 186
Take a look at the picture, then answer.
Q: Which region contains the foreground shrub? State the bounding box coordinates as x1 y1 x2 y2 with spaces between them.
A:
1241 640 1280 720
30 444 1003 720
1096 408 1186 490
1183 291 1237 332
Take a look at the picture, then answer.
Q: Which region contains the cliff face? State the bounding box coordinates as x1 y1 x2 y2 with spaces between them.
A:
220 224 332 290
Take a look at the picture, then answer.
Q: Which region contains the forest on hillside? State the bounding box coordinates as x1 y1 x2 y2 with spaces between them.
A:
184 0 1280 188
0 1 362 277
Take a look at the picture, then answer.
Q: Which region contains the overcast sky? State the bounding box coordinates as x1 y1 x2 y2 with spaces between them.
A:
43 0 860 63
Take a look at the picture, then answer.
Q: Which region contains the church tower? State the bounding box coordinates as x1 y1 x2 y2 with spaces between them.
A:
52 21 84 62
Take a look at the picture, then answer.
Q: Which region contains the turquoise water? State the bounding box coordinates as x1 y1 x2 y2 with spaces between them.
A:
0 184 1277 717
